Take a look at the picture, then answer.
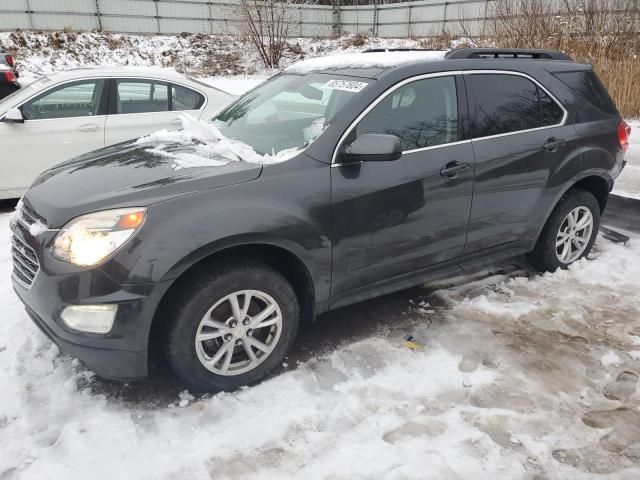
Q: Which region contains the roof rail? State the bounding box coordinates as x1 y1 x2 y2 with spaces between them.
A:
445 48 573 61
363 48 442 53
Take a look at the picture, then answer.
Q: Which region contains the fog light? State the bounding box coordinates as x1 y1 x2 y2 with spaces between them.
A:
60 305 117 334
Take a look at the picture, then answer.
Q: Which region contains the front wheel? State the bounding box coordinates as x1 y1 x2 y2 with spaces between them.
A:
527 188 601 272
165 263 299 392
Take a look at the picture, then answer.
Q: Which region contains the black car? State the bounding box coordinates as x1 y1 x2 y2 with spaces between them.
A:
10 48 630 392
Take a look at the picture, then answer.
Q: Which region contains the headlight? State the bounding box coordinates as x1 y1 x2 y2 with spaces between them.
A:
52 208 147 266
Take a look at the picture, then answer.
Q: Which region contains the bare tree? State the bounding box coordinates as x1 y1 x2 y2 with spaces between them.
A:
236 0 306 68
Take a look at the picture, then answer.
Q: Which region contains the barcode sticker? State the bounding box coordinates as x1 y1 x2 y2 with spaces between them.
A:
323 79 368 93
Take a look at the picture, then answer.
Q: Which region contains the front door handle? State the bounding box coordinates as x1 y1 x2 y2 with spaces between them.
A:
440 161 470 178
544 137 567 151
77 123 99 132
170 118 183 126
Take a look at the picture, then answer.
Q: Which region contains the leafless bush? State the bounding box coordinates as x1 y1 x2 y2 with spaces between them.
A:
342 31 369 47
235 0 306 68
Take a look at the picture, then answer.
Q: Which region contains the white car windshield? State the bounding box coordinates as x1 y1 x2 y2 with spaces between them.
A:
212 74 370 155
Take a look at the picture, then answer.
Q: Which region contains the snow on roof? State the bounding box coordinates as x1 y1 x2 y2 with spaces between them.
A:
47 66 191 82
284 50 447 75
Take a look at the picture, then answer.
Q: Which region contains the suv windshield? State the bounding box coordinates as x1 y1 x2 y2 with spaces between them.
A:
212 74 370 155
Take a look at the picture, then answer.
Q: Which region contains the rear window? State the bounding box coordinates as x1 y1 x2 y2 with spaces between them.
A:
469 74 541 138
469 73 566 138
116 79 169 114
171 84 204 111
553 70 618 120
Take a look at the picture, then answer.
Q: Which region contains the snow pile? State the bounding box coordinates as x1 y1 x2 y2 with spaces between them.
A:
0 31 448 84
10 199 48 236
0 31 254 84
284 50 446 74
137 115 304 169
601 351 623 367
302 117 327 144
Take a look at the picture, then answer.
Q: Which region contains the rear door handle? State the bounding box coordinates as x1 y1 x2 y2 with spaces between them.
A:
440 161 470 178
544 137 566 151
170 118 183 126
77 123 99 132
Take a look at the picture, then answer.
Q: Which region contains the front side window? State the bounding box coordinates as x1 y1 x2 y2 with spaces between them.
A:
116 80 169 114
21 80 105 120
354 76 459 151
213 74 369 155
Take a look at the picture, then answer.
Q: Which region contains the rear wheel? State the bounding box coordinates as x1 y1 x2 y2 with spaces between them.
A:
165 262 299 392
527 189 600 272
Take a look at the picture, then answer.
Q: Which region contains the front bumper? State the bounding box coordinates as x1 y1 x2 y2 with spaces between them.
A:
10 223 172 382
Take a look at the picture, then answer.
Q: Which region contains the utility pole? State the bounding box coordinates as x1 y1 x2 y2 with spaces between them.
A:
95 0 103 31
332 0 342 37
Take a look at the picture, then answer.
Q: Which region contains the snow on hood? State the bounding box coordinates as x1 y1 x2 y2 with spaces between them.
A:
136 115 316 170
10 199 48 236
284 50 447 74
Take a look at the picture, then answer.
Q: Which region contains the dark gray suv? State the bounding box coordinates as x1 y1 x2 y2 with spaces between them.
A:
10 48 630 392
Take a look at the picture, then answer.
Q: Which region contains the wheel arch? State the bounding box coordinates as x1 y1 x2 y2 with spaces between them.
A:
147 241 318 360
533 173 611 245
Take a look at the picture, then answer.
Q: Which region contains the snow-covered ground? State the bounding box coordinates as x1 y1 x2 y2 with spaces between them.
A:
2 213 640 477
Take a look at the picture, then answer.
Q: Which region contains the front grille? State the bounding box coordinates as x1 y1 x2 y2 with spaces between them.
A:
15 203 47 232
11 234 40 287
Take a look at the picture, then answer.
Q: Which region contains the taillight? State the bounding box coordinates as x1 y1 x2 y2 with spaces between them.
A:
4 54 14 67
3 70 17 83
618 120 631 154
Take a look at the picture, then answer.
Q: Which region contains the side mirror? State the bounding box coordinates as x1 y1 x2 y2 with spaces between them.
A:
343 133 402 163
3 107 24 124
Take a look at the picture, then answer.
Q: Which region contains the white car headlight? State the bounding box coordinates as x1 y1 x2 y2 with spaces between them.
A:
52 208 147 266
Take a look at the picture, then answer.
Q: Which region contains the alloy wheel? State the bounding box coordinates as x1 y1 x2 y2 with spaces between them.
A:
194 289 283 376
555 206 594 264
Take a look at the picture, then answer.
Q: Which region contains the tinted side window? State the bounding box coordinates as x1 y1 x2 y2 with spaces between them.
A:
538 87 564 126
22 80 105 120
171 84 205 111
116 80 169 114
355 76 458 151
470 74 540 138
553 70 618 120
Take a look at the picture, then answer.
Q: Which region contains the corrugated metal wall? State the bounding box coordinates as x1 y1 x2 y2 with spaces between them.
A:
341 0 493 37
0 0 628 38
0 0 334 36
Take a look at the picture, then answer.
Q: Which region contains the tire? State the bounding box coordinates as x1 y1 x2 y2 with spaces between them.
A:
526 188 600 272
164 262 299 392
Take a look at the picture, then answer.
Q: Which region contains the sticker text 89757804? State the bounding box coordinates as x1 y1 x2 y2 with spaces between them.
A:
323 79 368 93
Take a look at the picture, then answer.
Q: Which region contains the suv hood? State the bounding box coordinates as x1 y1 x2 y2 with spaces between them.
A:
23 141 262 228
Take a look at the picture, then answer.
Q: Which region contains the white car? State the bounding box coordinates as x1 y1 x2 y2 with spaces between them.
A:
0 67 235 199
